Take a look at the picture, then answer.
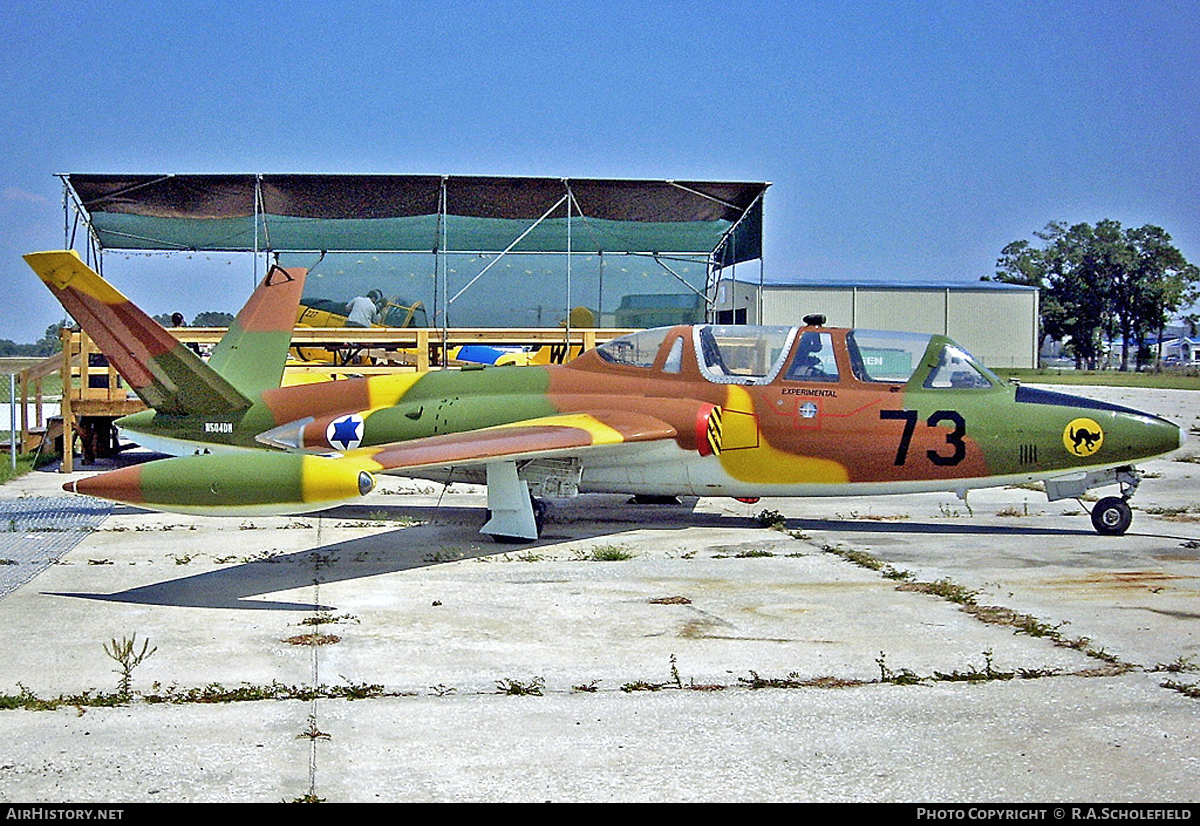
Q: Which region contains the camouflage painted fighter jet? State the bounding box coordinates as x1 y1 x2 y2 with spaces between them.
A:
26 250 1183 540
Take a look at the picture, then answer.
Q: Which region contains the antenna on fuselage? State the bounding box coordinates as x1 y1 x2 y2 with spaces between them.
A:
803 313 826 327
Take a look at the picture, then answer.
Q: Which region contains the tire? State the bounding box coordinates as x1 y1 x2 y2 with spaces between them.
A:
1091 496 1133 536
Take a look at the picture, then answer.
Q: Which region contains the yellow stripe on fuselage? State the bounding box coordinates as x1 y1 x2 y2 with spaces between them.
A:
366 372 426 409
718 386 849 485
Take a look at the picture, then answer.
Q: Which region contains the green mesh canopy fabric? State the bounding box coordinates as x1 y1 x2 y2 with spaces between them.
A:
65 174 767 265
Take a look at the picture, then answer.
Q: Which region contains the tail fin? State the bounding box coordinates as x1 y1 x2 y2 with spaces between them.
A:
206 263 307 397
24 251 305 416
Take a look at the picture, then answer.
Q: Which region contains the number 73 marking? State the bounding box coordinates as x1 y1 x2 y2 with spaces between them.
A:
879 409 966 466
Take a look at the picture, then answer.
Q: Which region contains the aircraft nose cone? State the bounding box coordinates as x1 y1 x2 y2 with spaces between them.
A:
1137 413 1185 460
65 465 145 505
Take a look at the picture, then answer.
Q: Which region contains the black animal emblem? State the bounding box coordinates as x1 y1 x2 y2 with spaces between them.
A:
1069 425 1102 454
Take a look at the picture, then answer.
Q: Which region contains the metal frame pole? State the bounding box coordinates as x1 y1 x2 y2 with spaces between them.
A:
440 177 449 369
10 373 17 471
564 179 572 345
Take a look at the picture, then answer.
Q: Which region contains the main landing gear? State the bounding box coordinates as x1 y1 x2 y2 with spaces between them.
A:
480 460 545 543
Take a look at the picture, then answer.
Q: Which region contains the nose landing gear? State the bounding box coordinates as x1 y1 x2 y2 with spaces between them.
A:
1045 466 1141 536
1089 496 1133 536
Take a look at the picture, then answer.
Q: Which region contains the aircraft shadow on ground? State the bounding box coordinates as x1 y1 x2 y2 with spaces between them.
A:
46 501 719 611
45 500 1192 611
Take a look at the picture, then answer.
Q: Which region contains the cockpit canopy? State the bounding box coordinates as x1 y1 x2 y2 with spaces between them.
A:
594 324 1000 389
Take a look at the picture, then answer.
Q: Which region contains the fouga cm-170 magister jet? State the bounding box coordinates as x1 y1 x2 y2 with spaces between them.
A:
26 250 1183 541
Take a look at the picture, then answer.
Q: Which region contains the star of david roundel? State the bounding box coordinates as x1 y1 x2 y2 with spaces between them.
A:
327 414 364 451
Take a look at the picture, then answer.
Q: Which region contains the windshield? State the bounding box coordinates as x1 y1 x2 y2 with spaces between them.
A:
847 330 931 383
694 325 796 384
848 330 996 388
595 328 673 368
923 343 997 389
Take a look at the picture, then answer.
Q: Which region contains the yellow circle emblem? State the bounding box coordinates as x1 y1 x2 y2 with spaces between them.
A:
1063 418 1104 457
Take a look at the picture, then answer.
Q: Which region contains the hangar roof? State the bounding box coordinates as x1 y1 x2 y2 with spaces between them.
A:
760 279 1037 291
62 174 768 266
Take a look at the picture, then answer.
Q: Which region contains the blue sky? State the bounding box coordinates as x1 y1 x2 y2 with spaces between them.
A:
1 0 1197 342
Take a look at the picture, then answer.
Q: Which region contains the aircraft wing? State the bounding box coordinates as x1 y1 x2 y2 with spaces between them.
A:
65 410 680 518
347 410 678 473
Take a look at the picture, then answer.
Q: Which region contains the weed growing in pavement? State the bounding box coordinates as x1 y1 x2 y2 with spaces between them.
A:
897 577 980 605
297 714 331 741
284 633 342 646
298 613 359 628
755 509 787 530
1151 656 1198 673
0 684 124 710
495 676 544 696
875 651 924 685
142 680 386 704
821 543 912 581
572 544 635 561
104 634 157 700
933 649 1014 682
738 671 866 689
1161 679 1200 699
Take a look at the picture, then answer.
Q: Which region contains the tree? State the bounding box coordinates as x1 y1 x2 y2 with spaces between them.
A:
35 324 63 356
191 311 234 327
991 220 1198 370
1122 225 1199 368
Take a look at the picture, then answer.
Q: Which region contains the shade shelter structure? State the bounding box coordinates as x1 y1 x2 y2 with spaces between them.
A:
58 174 769 344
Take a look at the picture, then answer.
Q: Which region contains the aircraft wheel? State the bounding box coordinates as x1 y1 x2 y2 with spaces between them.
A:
1090 496 1133 536
531 496 547 533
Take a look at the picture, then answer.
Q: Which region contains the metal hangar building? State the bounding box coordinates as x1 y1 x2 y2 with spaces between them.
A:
713 278 1040 369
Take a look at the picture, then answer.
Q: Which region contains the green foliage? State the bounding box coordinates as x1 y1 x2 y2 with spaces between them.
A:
755 508 787 529
1002 367 1200 390
143 680 386 703
875 652 923 685
572 544 635 561
192 311 235 327
0 453 44 486
992 220 1199 371
103 634 157 700
494 676 544 696
0 325 64 357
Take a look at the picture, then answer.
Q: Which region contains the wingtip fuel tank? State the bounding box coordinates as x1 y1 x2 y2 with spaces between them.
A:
67 451 376 516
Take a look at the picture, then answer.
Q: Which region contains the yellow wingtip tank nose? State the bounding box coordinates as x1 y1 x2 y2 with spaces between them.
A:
65 452 377 516
299 454 376 504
